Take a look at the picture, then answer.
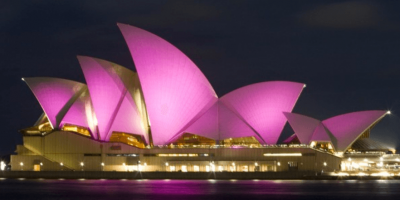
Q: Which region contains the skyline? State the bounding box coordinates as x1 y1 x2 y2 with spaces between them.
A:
2 0 400 155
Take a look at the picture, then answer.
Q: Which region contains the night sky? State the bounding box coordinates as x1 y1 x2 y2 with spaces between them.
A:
1 0 400 156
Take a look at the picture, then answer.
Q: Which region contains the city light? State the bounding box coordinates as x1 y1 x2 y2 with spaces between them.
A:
371 172 393 177
357 172 367 176
264 153 302 157
210 162 216 172
335 172 349 176
139 164 143 171
310 141 316 148
0 161 5 171
14 21 397 176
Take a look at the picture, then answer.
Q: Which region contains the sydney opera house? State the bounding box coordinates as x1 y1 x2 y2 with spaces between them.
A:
10 23 394 173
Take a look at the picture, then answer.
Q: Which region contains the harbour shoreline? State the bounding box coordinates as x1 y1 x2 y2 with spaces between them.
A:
1 171 398 180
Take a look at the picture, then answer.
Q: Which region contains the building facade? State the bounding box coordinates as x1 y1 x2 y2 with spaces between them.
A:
12 131 341 172
10 23 391 174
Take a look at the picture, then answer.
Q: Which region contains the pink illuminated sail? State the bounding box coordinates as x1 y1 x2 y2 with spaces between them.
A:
23 77 86 129
283 134 298 144
220 81 304 144
322 110 387 151
108 93 148 143
77 56 146 141
61 88 99 139
182 101 219 140
118 23 218 145
23 23 392 151
283 112 320 144
218 101 260 141
310 123 332 142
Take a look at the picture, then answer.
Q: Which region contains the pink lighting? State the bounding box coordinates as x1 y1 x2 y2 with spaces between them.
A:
285 110 388 151
218 101 259 141
77 56 146 142
108 93 148 143
118 23 218 145
182 101 220 140
220 81 304 144
61 88 98 139
24 77 87 129
310 123 331 142
24 24 388 151
283 134 298 143
322 110 387 151
283 112 320 144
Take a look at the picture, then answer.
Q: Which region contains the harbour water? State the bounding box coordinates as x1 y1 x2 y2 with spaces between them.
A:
1 179 400 199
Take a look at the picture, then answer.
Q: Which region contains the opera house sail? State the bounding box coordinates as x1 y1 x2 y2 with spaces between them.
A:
11 23 391 173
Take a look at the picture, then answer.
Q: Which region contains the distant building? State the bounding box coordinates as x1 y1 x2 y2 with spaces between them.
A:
12 24 391 173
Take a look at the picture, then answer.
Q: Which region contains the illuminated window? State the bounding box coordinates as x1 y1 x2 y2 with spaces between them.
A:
33 165 40 171
156 153 210 157
109 132 145 148
222 136 261 147
263 153 302 157
172 133 215 146
193 165 199 172
106 154 139 157
20 116 53 135
181 165 187 172
0 161 5 171
170 166 176 171
310 141 335 153
206 166 210 172
62 124 91 137
288 162 298 167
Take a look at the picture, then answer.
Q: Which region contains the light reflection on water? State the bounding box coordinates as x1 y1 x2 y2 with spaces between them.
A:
1 179 400 199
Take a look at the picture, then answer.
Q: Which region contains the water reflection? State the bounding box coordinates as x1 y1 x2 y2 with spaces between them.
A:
0 179 400 199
